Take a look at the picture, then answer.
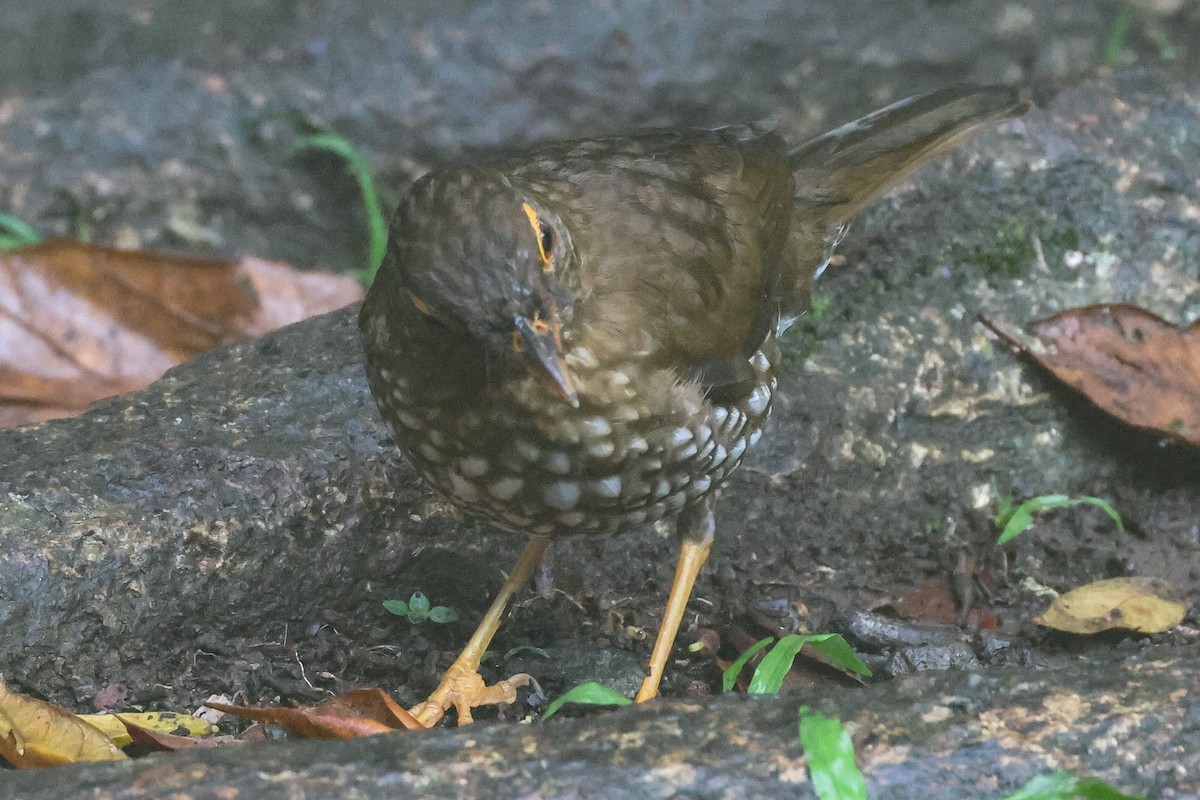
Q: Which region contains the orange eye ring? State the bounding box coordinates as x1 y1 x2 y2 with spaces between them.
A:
410 292 435 316
522 202 555 272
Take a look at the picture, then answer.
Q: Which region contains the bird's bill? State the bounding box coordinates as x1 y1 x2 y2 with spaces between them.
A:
514 312 579 407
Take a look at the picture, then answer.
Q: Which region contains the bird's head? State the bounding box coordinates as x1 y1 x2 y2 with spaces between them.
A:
391 170 579 406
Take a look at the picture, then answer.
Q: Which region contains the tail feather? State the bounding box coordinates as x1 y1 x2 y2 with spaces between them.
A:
790 85 1030 224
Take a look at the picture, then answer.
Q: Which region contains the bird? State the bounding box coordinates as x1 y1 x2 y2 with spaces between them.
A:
359 85 1029 726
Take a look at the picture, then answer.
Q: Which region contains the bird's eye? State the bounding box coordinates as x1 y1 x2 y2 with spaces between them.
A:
537 221 555 267
522 202 555 272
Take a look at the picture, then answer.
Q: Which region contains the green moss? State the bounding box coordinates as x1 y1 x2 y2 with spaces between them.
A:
950 216 1081 278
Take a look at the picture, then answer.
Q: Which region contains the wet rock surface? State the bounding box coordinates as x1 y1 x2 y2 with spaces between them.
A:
1 2 1197 797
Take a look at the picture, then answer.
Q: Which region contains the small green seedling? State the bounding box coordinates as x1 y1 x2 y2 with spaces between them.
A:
722 633 872 695
1000 770 1147 800
291 132 388 285
798 707 868 800
0 213 40 250
721 636 774 692
382 592 459 625
791 710 1145 800
540 681 631 721
995 493 1124 545
502 645 551 661
1104 5 1135 66
809 293 832 321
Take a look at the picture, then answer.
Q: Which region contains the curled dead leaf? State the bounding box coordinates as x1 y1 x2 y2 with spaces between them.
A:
1034 576 1187 635
981 304 1200 445
205 687 422 739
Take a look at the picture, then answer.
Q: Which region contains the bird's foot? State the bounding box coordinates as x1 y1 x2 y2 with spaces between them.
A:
408 661 536 727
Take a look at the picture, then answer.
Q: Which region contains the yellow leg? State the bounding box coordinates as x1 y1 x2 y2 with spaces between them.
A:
635 501 715 703
409 535 551 726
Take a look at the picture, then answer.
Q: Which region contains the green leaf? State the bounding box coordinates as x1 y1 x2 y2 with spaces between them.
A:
748 634 871 695
1104 5 1135 67
798 707 867 800
1000 771 1146 800
540 682 632 721
809 294 832 321
993 484 1016 529
804 635 872 678
292 132 388 283
408 592 431 613
503 645 552 661
722 636 774 693
997 495 1124 545
427 606 459 624
1075 777 1147 800
382 599 410 617
0 213 40 250
1003 772 1080 800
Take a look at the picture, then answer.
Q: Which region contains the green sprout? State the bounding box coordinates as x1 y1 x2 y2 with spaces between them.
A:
0 213 41 250
1104 3 1178 66
502 644 551 661
1104 4 1135 66
995 493 1124 546
540 681 631 721
798 707 868 800
1001 771 1147 800
809 293 832 321
291 132 388 286
382 591 459 625
721 636 774 692
722 633 871 695
793 711 1146 800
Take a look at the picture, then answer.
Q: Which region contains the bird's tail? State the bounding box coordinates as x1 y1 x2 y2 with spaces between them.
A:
789 85 1030 224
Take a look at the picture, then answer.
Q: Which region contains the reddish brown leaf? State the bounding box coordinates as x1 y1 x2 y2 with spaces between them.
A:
880 580 997 630
92 682 129 711
205 692 407 740
334 688 424 730
983 305 1200 445
0 239 363 428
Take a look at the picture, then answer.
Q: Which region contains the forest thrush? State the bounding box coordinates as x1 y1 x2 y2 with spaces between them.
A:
360 85 1029 725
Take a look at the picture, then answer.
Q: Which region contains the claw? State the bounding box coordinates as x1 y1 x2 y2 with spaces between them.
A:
409 664 535 727
402 537 552 728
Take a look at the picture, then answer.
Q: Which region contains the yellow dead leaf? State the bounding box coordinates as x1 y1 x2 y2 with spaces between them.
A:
0 676 127 767
78 711 218 748
1034 577 1187 634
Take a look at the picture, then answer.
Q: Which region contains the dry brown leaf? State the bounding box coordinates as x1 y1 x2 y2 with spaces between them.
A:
885 579 1000 631
982 304 1200 445
0 676 127 767
0 239 363 428
205 687 422 740
334 687 424 730
1034 576 1187 634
